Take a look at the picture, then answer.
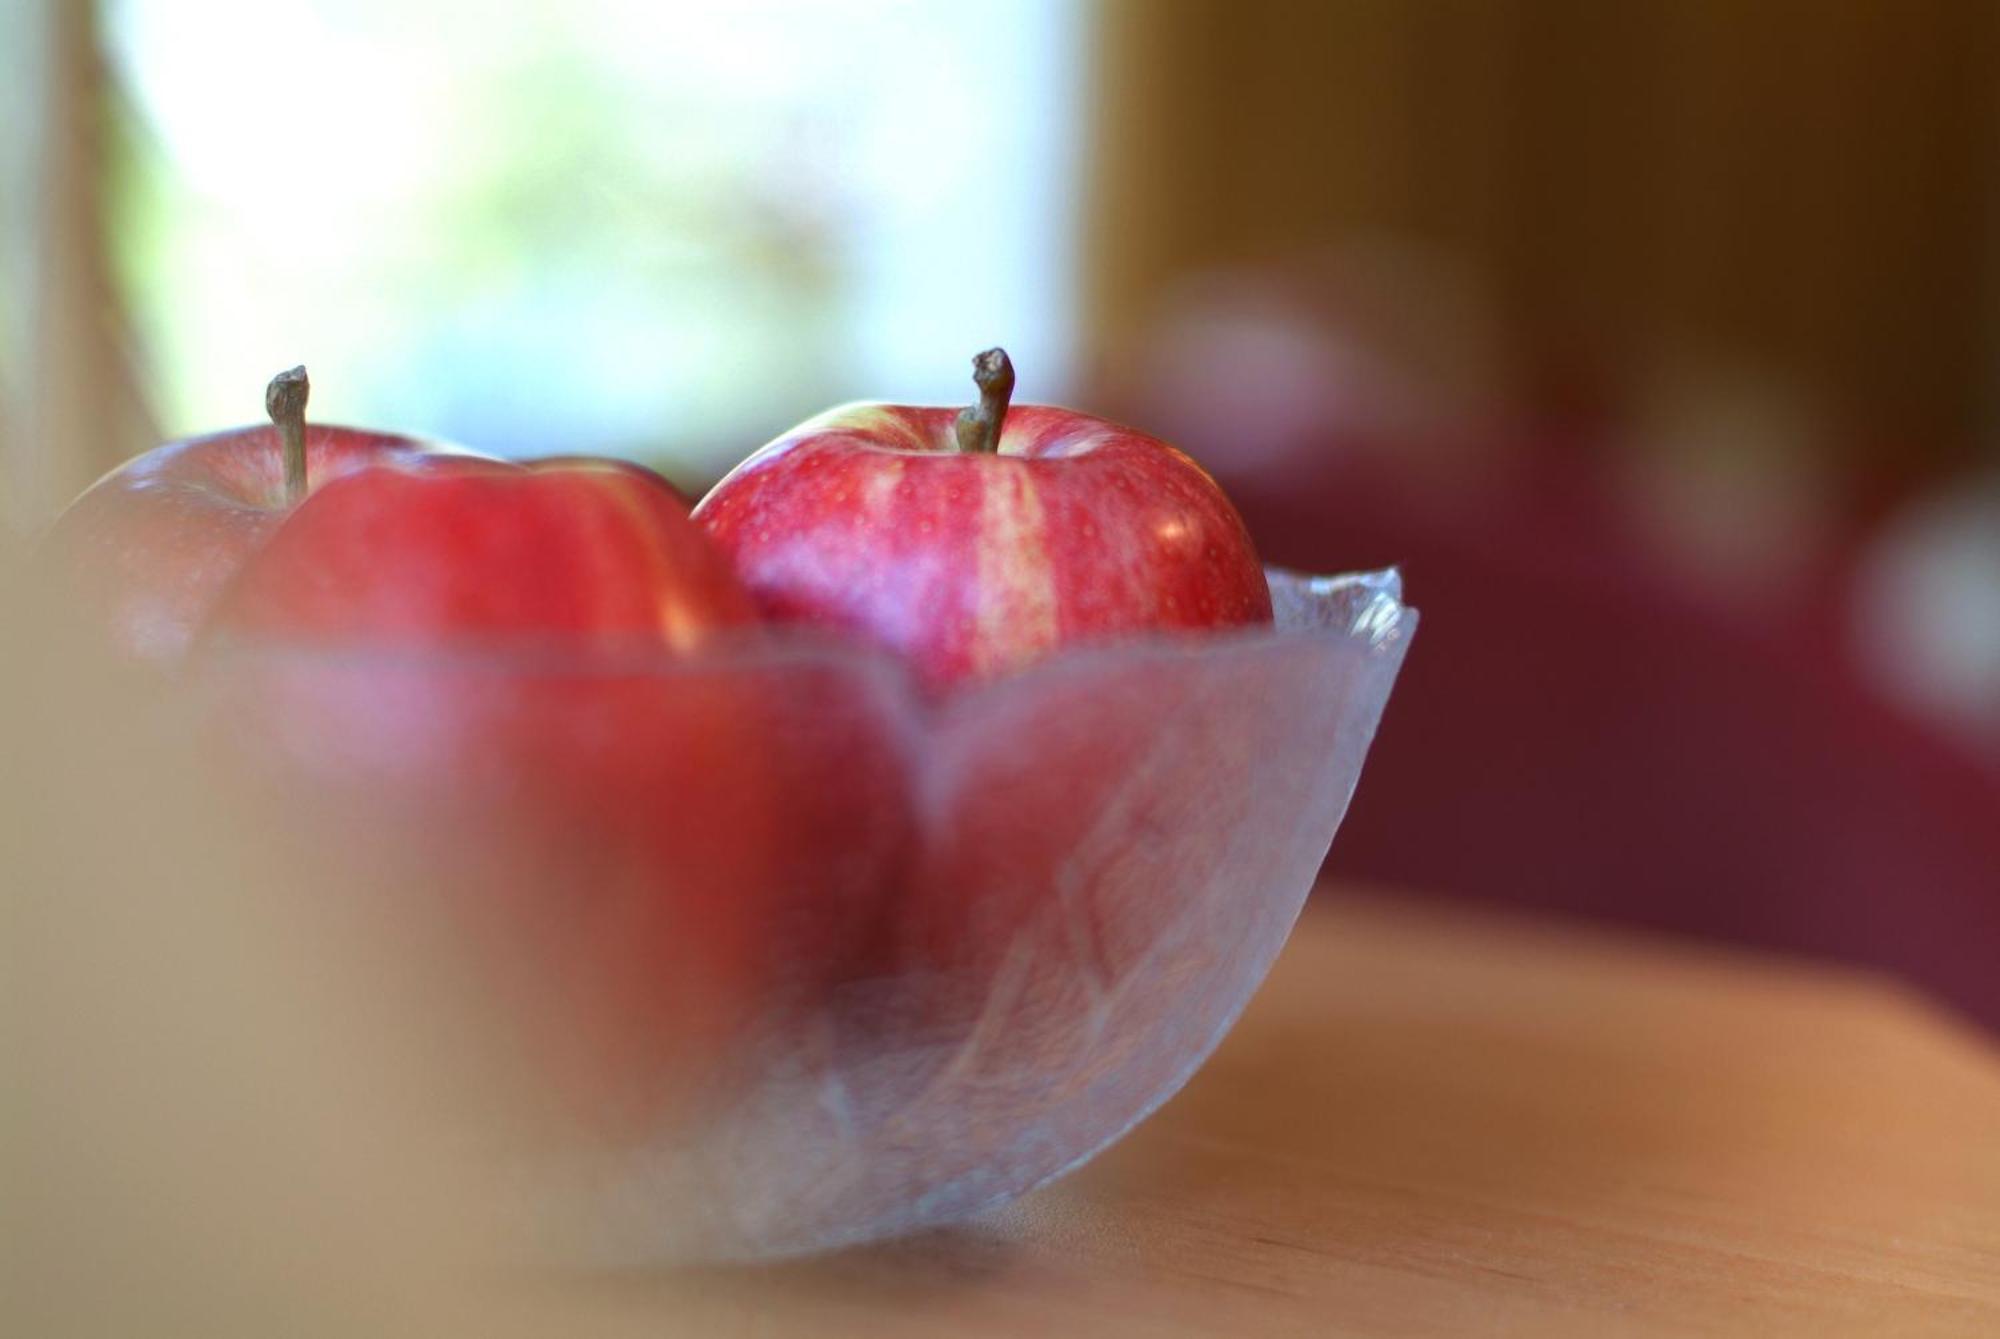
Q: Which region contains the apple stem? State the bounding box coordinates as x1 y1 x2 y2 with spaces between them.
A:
952 348 1015 454
266 365 311 504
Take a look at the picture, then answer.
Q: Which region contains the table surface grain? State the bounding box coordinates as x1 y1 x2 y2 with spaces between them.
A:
593 889 2000 1337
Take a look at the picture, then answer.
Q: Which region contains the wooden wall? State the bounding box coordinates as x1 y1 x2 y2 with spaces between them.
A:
1084 0 1998 461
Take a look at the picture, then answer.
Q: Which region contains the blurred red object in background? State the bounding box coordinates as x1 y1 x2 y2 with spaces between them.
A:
1113 246 2000 1031
1227 444 2000 1031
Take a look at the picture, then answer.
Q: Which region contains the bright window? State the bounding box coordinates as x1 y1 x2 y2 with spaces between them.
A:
103 0 1086 482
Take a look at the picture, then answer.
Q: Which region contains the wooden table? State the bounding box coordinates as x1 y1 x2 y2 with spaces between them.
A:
624 888 2000 1336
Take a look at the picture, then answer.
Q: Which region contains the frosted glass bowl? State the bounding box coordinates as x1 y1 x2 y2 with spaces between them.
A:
198 568 1415 1261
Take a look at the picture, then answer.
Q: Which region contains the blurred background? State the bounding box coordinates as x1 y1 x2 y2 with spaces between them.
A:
2 1 1996 1023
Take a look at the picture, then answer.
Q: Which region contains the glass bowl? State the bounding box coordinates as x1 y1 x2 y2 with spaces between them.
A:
195 567 1415 1261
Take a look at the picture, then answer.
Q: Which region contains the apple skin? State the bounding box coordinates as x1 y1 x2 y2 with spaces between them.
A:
204 456 758 650
39 424 475 663
691 401 1274 692
208 646 911 1141
198 455 897 1139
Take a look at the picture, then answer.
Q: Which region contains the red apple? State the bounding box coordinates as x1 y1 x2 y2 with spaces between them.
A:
192 395 780 1134
195 403 922 1143
205 643 907 1142
39 367 480 663
203 454 757 650
692 348 1273 692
